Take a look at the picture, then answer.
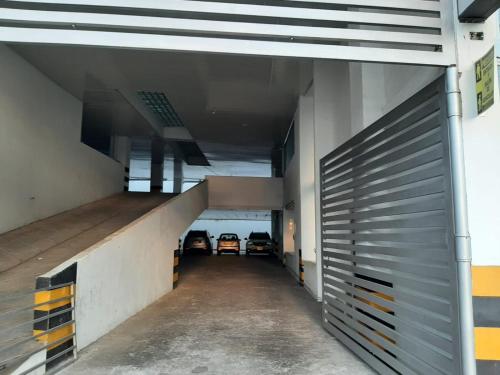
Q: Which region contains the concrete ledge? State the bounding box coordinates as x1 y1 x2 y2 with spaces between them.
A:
207 176 283 211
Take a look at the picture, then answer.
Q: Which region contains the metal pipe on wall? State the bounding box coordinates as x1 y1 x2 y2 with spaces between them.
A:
445 66 476 375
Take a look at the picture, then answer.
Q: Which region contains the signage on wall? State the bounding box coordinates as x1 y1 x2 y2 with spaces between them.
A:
475 47 495 115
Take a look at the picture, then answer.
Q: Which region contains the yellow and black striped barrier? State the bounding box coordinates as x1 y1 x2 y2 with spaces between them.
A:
299 249 304 286
173 249 180 289
33 283 75 364
472 266 500 374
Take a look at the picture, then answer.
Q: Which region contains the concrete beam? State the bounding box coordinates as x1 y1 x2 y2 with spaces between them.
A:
207 176 283 211
459 0 500 22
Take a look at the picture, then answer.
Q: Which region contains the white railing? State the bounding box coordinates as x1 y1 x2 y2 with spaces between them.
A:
0 0 456 65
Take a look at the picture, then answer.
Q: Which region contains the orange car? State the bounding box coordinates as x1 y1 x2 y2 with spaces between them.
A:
216 233 241 256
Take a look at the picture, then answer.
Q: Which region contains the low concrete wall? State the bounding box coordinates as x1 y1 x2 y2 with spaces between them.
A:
207 176 283 210
41 182 208 350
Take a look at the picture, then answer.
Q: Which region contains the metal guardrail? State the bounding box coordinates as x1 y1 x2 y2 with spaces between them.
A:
0 283 76 375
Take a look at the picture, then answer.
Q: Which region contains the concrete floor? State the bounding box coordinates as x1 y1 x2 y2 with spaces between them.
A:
60 255 374 375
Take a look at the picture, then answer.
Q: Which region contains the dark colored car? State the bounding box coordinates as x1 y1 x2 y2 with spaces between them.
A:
216 233 241 256
245 232 274 256
183 230 213 256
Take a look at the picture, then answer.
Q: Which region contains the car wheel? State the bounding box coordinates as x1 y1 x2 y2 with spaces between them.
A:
245 251 250 256
217 251 221 256
236 251 240 256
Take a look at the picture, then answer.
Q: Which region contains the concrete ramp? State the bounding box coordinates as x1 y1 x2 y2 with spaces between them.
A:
1 177 282 373
0 192 174 294
0 192 174 374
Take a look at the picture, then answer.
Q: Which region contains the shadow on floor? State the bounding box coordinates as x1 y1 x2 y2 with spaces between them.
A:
60 254 374 375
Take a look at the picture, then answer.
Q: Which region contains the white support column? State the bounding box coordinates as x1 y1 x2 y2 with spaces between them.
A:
313 60 352 300
297 93 315 265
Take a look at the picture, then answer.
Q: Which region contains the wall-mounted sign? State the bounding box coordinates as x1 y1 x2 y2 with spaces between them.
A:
475 47 495 115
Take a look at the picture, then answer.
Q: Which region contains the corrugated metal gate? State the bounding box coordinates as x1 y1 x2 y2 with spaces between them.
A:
320 76 463 375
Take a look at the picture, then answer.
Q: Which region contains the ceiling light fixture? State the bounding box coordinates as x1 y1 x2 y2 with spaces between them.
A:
137 91 184 128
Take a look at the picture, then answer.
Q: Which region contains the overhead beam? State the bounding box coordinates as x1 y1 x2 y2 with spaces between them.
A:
0 27 452 66
0 9 444 47
458 0 500 22
5 0 442 28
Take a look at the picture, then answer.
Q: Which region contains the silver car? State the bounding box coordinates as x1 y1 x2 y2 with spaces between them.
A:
245 232 274 256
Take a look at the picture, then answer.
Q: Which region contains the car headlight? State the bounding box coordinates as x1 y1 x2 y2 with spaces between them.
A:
247 241 254 246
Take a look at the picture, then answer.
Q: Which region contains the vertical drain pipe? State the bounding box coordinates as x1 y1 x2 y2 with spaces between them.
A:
446 66 476 375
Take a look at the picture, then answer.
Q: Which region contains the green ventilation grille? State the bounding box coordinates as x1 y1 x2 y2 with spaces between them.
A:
138 91 184 128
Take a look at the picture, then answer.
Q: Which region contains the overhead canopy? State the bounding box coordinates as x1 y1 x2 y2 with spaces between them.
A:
0 0 455 66
459 0 500 22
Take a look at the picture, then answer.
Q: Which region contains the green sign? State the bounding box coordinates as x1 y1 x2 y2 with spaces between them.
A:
475 47 495 114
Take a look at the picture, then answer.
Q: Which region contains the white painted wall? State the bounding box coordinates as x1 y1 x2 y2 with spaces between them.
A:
455 14 500 265
0 43 123 234
349 62 442 135
42 182 208 350
283 147 299 279
347 12 500 267
282 61 356 300
285 59 444 300
312 60 353 300
283 102 302 283
164 181 209 250
282 92 319 297
207 176 283 210
297 94 316 263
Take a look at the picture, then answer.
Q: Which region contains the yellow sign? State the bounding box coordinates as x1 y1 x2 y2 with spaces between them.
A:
475 47 495 114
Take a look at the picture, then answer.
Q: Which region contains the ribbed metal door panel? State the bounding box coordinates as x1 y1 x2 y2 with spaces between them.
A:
320 76 461 375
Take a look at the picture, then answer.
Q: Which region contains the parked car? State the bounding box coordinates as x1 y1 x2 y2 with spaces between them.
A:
183 230 213 256
245 232 274 256
216 233 241 256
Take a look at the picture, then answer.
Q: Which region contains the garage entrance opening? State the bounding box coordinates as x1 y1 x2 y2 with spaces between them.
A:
0 17 476 371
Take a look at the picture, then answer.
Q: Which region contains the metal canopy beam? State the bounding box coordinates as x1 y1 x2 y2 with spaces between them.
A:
0 0 456 66
458 0 500 22
0 27 450 66
0 9 444 47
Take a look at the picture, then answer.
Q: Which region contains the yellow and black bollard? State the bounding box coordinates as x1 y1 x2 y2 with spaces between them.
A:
33 284 76 364
472 266 500 370
173 249 180 289
298 249 304 286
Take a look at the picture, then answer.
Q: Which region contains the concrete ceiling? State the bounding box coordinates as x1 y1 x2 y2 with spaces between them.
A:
11 44 306 162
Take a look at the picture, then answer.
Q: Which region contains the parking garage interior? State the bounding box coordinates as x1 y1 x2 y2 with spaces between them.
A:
0 41 374 374
1 5 499 371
